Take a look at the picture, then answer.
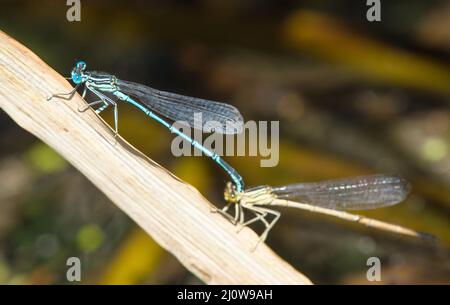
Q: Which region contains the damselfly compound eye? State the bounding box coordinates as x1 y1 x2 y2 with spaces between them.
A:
76 60 86 71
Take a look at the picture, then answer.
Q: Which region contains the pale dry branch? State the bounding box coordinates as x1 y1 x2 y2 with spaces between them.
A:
0 30 312 284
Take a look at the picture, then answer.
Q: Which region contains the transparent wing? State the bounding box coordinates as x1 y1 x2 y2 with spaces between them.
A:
117 80 243 134
271 175 411 210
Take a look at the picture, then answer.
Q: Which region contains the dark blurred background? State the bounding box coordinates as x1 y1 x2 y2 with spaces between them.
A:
0 0 449 284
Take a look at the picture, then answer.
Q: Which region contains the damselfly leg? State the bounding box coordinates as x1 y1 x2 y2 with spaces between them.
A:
238 203 280 250
213 207 236 224
77 99 107 112
86 85 119 136
212 202 240 225
47 83 81 101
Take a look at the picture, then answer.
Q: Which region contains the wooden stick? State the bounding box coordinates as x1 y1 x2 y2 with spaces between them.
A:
0 30 312 284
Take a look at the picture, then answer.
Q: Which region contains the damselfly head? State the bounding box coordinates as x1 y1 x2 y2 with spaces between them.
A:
224 182 240 203
71 60 87 84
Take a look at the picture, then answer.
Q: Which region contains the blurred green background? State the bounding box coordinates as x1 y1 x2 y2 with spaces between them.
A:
0 0 449 284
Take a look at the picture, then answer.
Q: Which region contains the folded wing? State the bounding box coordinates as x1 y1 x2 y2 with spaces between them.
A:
117 80 243 134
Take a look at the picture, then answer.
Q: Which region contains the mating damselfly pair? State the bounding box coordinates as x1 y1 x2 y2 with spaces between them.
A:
48 61 432 248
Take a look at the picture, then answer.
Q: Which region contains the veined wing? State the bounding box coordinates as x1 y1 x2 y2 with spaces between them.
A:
271 175 411 210
117 80 243 134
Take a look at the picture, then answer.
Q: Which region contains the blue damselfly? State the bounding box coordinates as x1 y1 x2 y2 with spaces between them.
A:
48 61 245 192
